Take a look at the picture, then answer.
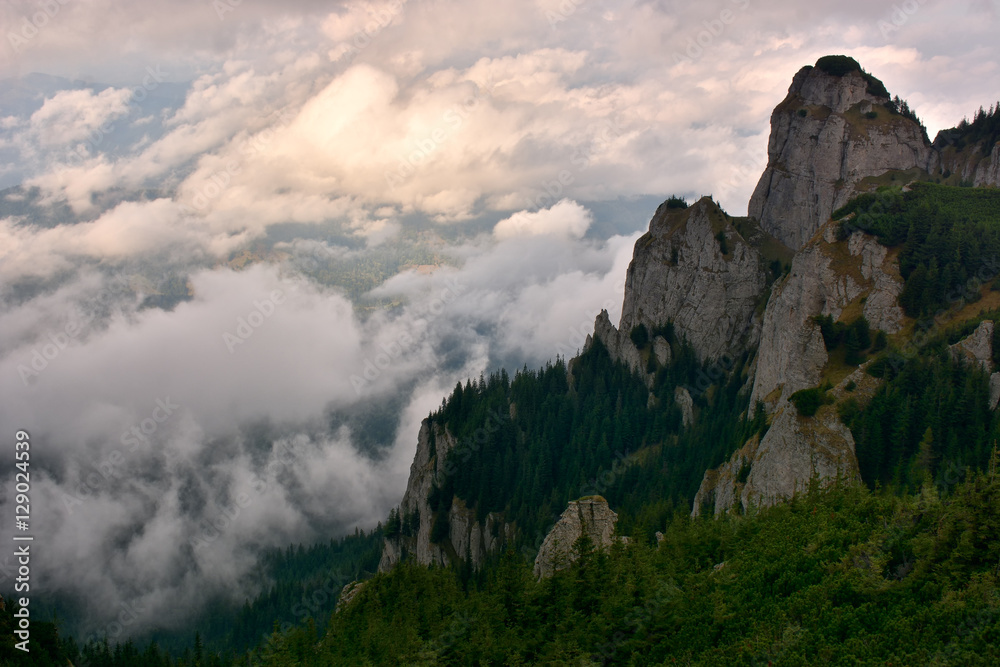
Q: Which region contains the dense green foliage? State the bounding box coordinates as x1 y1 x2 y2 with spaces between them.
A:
836 183 1000 317
664 195 688 209
847 337 1000 493
259 467 1000 665
812 315 874 365
788 386 830 417
937 103 1000 155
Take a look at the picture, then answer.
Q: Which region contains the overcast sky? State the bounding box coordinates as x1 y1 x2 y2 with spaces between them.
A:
1 0 998 640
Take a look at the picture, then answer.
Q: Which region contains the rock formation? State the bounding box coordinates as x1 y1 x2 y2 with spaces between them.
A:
614 197 772 362
934 132 1000 188
750 225 904 411
950 320 994 373
378 419 512 572
749 59 933 250
533 496 618 579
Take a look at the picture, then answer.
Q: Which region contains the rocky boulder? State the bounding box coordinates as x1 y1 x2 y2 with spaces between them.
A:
533 497 618 579
693 400 860 516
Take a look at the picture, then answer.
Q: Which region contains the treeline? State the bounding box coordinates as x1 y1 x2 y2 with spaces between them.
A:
837 182 1000 318
938 102 1000 155
260 466 1000 665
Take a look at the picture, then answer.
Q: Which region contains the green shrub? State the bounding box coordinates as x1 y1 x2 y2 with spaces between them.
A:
629 323 650 349
789 387 829 417
665 195 688 209
715 230 729 255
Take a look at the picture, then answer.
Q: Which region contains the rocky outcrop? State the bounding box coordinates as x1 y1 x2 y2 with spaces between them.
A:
533 497 618 578
675 386 694 428
379 420 512 573
617 197 771 362
750 225 903 410
749 61 933 250
590 309 643 375
934 135 1000 188
693 400 860 516
947 320 1000 410
653 336 672 366
950 320 994 373
336 581 366 612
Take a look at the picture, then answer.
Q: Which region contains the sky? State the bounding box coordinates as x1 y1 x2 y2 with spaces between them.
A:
0 0 998 640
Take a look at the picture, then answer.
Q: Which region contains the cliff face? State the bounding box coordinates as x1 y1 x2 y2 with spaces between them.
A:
378 420 511 572
533 497 618 579
614 197 772 362
749 64 932 250
750 224 904 411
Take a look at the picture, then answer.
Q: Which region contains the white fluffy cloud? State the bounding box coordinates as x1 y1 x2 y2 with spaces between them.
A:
493 198 593 240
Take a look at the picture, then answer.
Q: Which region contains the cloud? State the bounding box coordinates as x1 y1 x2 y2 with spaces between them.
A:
28 87 132 147
493 198 593 240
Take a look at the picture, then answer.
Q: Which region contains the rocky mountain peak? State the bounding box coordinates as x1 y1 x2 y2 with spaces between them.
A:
611 196 772 362
749 56 933 250
792 56 890 113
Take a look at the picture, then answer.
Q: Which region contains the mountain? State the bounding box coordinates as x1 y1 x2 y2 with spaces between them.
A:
375 55 1000 575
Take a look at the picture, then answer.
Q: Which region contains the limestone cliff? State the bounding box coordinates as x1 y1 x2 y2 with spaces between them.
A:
611 196 775 362
693 363 877 516
378 420 511 572
750 224 904 411
533 496 618 579
749 58 933 250
933 128 1000 188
